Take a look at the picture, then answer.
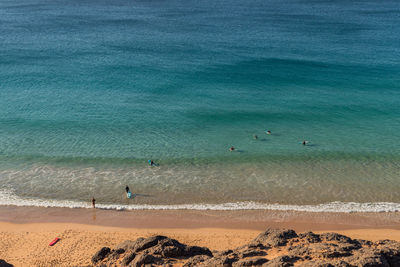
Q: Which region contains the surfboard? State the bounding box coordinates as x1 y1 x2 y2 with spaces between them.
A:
49 238 60 246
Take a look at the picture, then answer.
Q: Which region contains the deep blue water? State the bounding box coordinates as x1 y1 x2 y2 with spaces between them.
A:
0 0 399 209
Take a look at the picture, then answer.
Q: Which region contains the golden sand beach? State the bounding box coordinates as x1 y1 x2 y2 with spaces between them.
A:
1 206 400 266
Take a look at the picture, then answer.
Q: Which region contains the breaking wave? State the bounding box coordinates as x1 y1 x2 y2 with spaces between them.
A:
0 190 399 213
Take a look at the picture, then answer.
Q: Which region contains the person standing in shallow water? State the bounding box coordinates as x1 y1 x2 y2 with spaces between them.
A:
91 197 96 208
125 186 130 193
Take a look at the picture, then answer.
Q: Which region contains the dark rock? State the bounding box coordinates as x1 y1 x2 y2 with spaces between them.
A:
347 249 389 267
357 239 373 246
89 229 400 267
239 250 267 258
287 245 312 257
159 238 185 248
92 247 111 264
106 248 125 261
214 250 234 257
0 259 13 267
298 232 321 243
335 262 351 267
115 248 125 254
130 254 160 266
376 239 400 246
223 250 234 255
135 236 168 252
319 233 354 244
262 256 298 267
297 261 335 267
200 255 239 266
375 239 400 265
150 238 186 257
183 255 212 267
233 257 268 266
116 239 144 251
298 261 350 267
386 256 400 267
122 252 136 266
247 243 268 250
161 245 185 258
316 243 353 259
184 245 213 257
336 242 361 252
289 242 355 259
250 229 298 247
321 250 352 258
149 238 209 258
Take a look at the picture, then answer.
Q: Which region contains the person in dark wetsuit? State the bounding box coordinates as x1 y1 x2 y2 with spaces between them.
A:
125 186 130 193
91 197 96 208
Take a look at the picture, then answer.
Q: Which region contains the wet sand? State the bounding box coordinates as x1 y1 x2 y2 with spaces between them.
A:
1 206 400 231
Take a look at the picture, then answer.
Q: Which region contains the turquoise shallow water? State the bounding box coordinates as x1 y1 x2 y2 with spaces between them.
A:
0 0 400 210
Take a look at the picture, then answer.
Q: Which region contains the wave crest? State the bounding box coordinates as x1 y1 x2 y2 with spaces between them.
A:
0 190 399 213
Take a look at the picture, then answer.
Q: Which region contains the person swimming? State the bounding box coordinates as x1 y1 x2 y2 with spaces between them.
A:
266 130 271 134
302 140 307 145
229 146 235 151
253 135 258 140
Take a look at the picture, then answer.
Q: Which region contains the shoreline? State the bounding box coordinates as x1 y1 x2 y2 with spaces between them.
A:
1 205 400 231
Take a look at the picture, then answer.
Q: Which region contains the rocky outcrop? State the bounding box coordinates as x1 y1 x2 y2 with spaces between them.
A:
91 247 111 264
0 259 13 267
91 235 212 266
91 228 400 266
249 229 298 248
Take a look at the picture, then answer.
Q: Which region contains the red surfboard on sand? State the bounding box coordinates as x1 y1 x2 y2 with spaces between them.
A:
49 238 60 246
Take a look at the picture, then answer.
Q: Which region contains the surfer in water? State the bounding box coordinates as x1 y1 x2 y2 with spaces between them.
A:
302 140 307 145
125 185 134 199
266 130 271 134
253 135 258 140
229 146 235 152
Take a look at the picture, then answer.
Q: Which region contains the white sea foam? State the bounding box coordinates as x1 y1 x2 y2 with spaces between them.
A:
0 189 399 213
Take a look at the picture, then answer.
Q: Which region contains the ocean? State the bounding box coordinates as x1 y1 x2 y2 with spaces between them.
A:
1 0 399 212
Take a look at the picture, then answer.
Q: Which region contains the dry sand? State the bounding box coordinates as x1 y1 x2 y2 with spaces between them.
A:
0 222 261 266
2 222 400 267
1 206 400 266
